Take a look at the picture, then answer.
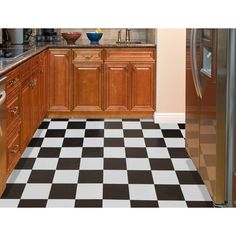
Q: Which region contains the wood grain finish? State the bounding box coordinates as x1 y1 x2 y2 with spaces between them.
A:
234 173 236 206
104 62 130 111
131 63 155 111
48 49 71 112
73 49 103 61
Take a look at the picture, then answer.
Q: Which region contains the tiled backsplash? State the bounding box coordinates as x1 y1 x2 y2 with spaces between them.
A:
59 28 156 43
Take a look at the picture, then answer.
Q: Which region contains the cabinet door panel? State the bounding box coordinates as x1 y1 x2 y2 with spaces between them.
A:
131 63 154 111
73 63 102 111
49 49 71 111
104 63 130 111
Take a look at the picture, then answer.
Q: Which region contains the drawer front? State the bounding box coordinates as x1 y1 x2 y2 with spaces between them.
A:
21 60 31 79
7 125 21 174
105 48 156 61
7 89 20 129
31 55 40 71
73 49 103 61
6 69 20 93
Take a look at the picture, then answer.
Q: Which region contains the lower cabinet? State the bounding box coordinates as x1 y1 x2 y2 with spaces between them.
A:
72 62 103 111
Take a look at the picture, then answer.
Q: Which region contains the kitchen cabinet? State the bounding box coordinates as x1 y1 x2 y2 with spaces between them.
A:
72 49 103 111
48 49 71 112
104 62 130 111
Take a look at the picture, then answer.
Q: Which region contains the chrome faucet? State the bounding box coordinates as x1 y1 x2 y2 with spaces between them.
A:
125 28 131 42
117 29 122 43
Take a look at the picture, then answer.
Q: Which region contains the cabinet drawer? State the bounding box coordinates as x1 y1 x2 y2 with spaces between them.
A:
21 60 31 79
7 124 21 174
31 55 40 71
105 48 156 62
6 68 20 93
73 49 103 61
7 88 20 129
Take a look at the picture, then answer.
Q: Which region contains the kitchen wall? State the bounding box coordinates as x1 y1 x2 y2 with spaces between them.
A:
0 29 2 44
155 29 186 121
59 28 154 43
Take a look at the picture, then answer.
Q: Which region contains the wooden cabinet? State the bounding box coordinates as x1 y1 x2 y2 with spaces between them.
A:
48 49 71 112
104 62 130 111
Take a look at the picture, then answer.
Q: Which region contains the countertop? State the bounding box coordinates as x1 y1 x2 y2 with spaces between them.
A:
0 42 156 76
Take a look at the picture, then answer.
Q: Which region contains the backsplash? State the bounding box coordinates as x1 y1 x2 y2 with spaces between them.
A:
59 28 155 44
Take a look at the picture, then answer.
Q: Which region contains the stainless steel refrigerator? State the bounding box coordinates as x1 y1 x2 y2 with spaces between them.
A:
186 29 236 206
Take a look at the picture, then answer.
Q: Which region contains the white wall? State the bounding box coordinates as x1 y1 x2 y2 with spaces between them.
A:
155 29 186 122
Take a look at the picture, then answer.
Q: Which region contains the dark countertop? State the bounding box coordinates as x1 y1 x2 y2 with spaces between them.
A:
0 42 156 76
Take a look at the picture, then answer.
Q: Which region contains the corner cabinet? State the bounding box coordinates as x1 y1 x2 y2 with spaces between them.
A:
48 49 71 112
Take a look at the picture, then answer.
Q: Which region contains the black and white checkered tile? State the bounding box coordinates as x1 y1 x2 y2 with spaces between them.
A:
0 119 213 208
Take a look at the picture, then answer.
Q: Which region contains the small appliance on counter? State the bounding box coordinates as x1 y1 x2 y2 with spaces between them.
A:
35 28 61 43
3 29 33 45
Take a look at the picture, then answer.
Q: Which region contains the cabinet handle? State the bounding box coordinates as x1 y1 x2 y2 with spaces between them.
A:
84 55 93 60
8 78 17 87
10 145 19 154
10 106 19 116
30 79 37 88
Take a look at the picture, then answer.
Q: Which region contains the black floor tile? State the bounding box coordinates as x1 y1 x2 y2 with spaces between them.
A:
56 158 80 170
28 138 44 147
18 199 47 208
51 118 69 121
104 158 127 170
176 171 204 184
1 184 25 199
38 121 49 129
105 122 122 129
75 200 102 208
78 170 103 183
38 148 61 158
131 200 159 207
186 201 214 207
168 148 190 158
123 130 143 137
141 122 160 129
49 184 77 199
82 148 103 157
128 171 154 184
144 138 166 147
103 184 130 199
28 170 55 183
45 130 66 137
15 158 36 169
149 159 174 170
178 124 185 129
162 129 183 138
85 129 104 137
67 122 86 129
125 148 148 158
62 138 84 147
155 185 184 200
104 138 124 147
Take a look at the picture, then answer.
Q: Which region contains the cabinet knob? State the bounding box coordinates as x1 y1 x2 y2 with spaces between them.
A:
10 106 19 116
8 78 17 87
10 145 19 154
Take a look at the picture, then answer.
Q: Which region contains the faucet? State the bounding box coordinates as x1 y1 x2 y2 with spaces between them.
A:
125 28 131 42
117 29 122 43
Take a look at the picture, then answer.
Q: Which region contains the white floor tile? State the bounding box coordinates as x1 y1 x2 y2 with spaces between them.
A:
104 147 126 158
41 138 64 147
104 129 124 138
142 129 163 138
164 138 185 147
122 122 142 129
129 184 157 200
151 170 179 184
21 184 51 199
103 170 128 184
126 158 151 170
146 147 170 158
86 122 104 129
33 158 58 170
83 138 104 147
124 138 146 147
33 129 47 138
79 158 104 170
159 124 179 129
21 147 40 158
60 148 82 158
65 130 85 138
181 185 212 201
103 200 130 208
158 201 187 208
171 159 197 171
47 199 75 208
48 122 68 129
0 199 20 207
7 170 31 184
76 184 103 199
53 170 79 183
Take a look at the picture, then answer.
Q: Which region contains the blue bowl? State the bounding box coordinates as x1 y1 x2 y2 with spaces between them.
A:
86 32 103 44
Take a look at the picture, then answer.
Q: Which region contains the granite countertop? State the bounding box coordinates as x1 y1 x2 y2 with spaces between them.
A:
0 42 156 76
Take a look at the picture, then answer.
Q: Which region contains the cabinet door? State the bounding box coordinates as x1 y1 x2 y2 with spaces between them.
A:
131 63 155 111
21 77 31 150
49 49 71 112
73 63 103 111
104 63 130 111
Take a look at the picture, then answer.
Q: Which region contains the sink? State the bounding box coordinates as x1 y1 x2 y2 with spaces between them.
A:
116 41 142 44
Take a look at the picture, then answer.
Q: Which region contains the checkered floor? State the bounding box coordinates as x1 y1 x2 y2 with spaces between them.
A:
0 119 213 208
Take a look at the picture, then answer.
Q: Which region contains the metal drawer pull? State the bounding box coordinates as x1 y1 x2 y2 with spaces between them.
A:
84 55 93 60
10 145 19 154
10 106 19 116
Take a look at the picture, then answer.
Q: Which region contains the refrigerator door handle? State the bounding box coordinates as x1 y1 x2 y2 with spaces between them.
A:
190 29 202 98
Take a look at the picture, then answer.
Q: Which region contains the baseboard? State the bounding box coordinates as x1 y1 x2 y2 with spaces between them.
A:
154 112 185 123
